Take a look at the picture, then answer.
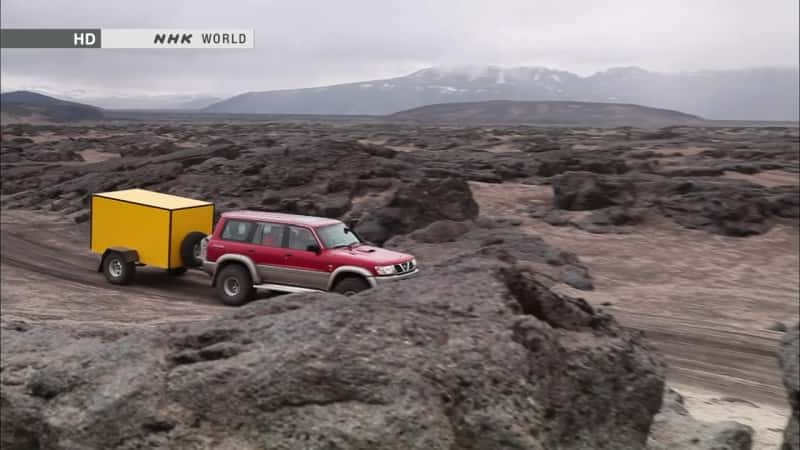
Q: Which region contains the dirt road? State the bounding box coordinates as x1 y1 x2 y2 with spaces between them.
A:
0 210 226 327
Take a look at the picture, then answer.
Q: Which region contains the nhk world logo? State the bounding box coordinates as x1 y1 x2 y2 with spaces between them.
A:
152 30 250 47
0 29 254 49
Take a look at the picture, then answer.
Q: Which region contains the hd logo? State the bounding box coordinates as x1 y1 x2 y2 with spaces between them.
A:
0 28 252 49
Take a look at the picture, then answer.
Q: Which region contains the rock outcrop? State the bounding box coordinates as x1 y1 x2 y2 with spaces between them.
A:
647 387 753 450
780 324 800 450
1 258 665 450
550 171 796 237
354 177 480 244
552 171 637 210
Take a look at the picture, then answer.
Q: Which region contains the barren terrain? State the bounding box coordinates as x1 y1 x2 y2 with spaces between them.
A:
1 120 798 449
469 181 798 449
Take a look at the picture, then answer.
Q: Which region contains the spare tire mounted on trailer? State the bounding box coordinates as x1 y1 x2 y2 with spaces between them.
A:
181 231 207 267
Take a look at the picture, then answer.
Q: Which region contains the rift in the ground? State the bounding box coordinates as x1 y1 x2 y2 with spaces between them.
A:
0 121 798 450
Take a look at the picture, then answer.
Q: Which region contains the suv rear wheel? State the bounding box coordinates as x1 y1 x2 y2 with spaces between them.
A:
216 264 254 306
333 276 370 296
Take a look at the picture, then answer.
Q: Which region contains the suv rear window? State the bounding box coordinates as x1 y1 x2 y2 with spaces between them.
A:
220 219 255 242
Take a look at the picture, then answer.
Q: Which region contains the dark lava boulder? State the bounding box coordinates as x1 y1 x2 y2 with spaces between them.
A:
391 177 479 223
658 189 773 237
552 171 637 211
767 186 800 219
0 260 665 450
546 171 785 237
536 156 629 177
355 177 479 244
584 207 642 226
409 220 472 243
261 194 352 219
576 207 643 234
780 324 799 450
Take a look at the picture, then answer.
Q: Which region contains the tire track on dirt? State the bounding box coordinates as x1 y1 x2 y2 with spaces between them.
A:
0 225 220 306
619 317 787 405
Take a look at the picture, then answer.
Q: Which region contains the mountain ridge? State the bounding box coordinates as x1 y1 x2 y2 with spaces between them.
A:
1 91 104 122
205 65 799 120
387 99 704 127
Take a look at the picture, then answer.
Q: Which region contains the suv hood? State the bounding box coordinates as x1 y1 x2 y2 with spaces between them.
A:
327 244 413 266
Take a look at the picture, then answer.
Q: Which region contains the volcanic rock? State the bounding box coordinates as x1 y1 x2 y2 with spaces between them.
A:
658 188 772 237
355 177 479 244
409 220 472 243
0 259 665 450
552 171 637 210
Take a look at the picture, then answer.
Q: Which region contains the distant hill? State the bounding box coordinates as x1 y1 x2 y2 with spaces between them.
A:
205 65 799 121
387 100 703 127
56 94 223 110
1 91 104 122
175 96 223 110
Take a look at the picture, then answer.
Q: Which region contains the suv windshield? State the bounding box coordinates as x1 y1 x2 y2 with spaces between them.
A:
317 223 360 248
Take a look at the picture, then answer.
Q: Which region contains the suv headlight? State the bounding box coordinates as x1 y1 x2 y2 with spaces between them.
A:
375 265 397 276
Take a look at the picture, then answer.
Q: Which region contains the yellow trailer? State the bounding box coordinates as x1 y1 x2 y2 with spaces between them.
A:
91 189 214 284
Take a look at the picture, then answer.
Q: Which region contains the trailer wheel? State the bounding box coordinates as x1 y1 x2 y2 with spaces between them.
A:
181 231 207 267
103 253 135 285
216 264 254 306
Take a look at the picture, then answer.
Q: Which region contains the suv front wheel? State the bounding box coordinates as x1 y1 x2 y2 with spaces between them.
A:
216 264 255 306
333 276 370 296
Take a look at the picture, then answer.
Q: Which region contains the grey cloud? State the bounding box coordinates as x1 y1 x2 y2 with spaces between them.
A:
1 0 798 97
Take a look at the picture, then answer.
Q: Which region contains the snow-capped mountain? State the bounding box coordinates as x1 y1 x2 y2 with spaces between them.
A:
205 65 799 120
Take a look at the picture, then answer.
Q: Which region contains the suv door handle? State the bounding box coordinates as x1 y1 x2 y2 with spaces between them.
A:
284 253 292 257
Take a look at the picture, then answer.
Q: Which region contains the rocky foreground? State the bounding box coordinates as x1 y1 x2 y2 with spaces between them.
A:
1 231 772 450
1 121 798 449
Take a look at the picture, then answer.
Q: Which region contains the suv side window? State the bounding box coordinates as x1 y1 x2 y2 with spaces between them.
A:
286 226 318 251
220 219 256 242
252 222 286 248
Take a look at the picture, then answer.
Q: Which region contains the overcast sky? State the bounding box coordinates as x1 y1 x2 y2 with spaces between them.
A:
1 0 798 98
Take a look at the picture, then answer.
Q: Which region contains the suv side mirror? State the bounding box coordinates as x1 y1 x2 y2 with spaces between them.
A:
306 244 321 254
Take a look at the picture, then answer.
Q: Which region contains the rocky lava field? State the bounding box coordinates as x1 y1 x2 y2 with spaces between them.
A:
1 121 798 449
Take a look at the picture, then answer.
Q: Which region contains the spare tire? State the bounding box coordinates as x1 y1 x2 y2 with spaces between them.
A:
181 231 207 267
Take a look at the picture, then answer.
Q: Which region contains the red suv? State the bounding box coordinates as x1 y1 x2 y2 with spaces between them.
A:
200 211 418 305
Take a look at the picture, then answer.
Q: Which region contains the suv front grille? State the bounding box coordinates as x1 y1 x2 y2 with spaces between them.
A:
394 260 415 274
